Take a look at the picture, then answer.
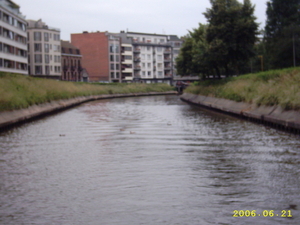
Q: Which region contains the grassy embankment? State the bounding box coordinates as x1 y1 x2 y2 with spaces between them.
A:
0 72 174 112
185 67 300 110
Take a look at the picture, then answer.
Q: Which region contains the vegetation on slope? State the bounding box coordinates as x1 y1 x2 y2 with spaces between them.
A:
0 73 174 111
185 67 300 110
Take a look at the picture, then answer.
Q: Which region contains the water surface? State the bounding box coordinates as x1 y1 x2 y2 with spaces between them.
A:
0 95 299 224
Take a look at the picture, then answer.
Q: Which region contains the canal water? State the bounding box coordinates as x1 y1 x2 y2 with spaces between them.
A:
0 95 300 225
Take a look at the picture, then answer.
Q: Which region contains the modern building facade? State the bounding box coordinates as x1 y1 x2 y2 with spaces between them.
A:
27 19 61 79
168 35 183 77
125 31 173 84
61 40 84 81
0 0 27 74
71 31 121 82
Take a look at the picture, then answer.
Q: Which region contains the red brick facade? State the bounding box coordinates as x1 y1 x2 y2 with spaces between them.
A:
71 32 109 82
61 41 83 81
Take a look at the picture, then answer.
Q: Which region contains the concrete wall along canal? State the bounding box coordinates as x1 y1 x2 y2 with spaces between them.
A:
180 93 300 133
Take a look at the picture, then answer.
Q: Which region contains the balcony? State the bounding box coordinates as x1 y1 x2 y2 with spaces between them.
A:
164 58 171 62
134 57 141 62
164 66 171 70
164 50 171 54
133 48 141 53
134 66 141 70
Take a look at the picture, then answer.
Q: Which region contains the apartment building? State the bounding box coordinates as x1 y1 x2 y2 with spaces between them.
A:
125 31 173 84
168 35 183 77
0 0 27 74
61 40 83 81
71 31 121 82
27 19 61 79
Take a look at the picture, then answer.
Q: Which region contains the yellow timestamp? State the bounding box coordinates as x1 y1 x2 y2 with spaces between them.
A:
233 210 292 217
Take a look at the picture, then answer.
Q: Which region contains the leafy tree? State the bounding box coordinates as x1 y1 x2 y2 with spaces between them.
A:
265 0 300 68
204 0 259 76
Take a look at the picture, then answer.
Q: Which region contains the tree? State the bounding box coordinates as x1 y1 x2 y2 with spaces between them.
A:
265 0 300 68
204 0 259 76
176 24 212 78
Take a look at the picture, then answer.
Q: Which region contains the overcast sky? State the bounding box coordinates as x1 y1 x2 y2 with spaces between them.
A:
17 0 267 41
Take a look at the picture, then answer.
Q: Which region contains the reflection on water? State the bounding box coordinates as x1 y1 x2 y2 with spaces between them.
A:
0 95 299 224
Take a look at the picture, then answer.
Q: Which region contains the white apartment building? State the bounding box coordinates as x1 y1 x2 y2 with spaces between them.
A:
125 31 173 84
0 0 27 74
27 19 61 79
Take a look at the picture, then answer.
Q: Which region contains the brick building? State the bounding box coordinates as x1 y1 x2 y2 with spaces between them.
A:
71 31 121 82
61 40 83 81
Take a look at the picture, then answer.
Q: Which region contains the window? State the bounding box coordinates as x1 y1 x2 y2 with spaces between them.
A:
0 43 2 52
142 71 146 77
147 46 151 51
53 45 60 52
44 32 49 42
45 55 49 64
34 54 42 63
157 55 163 61
0 58 2 67
109 44 119 53
124 55 132 60
110 64 114 70
44 43 49 53
116 72 119 78
160 39 165 43
158 71 163 76
141 54 145 60
34 32 41 41
147 54 151 60
35 65 42 74
142 63 145 68
116 55 119 61
124 47 132 51
45 65 50 75
111 72 114 78
157 63 163 69
110 55 114 61
53 34 60 41
147 63 151 68
157 47 162 52
147 71 151 76
116 64 119 70
34 43 42 52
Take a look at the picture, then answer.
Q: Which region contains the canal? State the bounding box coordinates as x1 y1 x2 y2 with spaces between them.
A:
0 95 299 225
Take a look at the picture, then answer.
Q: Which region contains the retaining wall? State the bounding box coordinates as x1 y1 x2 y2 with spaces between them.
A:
180 93 300 133
0 91 177 130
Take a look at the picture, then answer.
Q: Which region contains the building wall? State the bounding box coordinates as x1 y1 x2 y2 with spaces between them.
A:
27 19 61 79
0 0 28 74
127 32 173 84
61 40 83 81
71 32 110 82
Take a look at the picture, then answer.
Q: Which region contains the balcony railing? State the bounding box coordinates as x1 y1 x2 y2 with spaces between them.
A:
134 66 141 70
133 48 141 53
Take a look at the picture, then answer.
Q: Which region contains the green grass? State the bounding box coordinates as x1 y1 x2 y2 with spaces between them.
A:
0 72 174 111
185 67 300 110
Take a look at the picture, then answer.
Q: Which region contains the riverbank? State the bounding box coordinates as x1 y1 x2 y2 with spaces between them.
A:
185 67 300 110
0 72 174 112
180 93 300 133
0 91 177 129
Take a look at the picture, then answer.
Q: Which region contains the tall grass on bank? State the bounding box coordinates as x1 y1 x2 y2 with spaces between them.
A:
0 73 174 111
185 67 300 110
